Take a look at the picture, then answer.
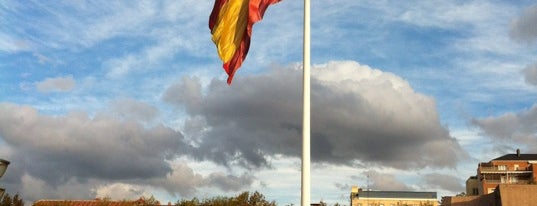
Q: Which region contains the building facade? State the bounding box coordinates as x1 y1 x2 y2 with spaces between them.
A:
441 184 537 206
467 149 537 195
350 186 438 206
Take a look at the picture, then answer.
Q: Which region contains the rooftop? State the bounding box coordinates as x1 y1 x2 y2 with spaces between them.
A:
354 191 437 199
492 154 537 161
33 200 138 206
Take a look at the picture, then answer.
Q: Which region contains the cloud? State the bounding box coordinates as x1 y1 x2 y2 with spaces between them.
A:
0 102 186 188
21 174 97 202
93 183 151 200
362 170 411 191
36 76 76 93
510 5 537 43
204 172 255 192
108 98 160 122
522 63 537 86
472 103 537 151
163 61 466 170
420 173 464 192
0 33 32 53
0 102 258 200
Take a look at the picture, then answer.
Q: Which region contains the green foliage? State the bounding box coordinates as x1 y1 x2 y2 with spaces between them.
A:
0 192 24 206
175 191 276 206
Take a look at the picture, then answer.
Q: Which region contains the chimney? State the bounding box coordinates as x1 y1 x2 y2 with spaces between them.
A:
517 148 520 157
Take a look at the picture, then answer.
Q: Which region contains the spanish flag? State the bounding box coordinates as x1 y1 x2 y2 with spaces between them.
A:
209 0 281 84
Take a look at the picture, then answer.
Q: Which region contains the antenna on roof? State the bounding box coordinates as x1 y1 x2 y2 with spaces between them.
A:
517 148 520 157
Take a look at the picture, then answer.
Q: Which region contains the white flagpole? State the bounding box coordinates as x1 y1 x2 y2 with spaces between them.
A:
301 0 311 206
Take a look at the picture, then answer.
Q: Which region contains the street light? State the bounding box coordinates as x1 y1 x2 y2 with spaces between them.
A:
0 158 9 198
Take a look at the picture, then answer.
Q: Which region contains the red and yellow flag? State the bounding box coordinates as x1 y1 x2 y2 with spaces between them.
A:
209 0 281 84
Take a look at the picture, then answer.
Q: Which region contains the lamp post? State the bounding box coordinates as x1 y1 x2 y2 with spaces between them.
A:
0 158 10 198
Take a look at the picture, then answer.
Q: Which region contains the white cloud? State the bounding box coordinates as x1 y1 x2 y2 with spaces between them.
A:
36 76 76 93
93 183 151 200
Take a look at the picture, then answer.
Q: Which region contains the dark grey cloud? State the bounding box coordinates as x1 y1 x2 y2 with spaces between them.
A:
204 172 255 192
522 63 537 86
472 103 537 151
0 102 186 199
420 173 464 192
163 61 466 170
0 101 257 201
510 5 537 43
146 162 253 197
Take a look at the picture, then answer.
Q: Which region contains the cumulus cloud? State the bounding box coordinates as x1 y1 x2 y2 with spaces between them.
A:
163 61 466 170
420 173 464 192
522 63 537 86
0 102 258 200
36 76 76 92
205 172 255 192
108 98 160 122
0 103 186 195
472 103 537 151
362 170 411 191
510 5 537 43
93 183 151 200
21 174 97 202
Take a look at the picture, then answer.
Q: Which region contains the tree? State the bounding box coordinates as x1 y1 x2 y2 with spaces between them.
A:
0 193 11 206
175 191 276 206
140 195 160 206
0 192 24 206
11 194 23 206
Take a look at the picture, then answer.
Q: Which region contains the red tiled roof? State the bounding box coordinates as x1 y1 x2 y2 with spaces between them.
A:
33 199 142 206
493 153 537 161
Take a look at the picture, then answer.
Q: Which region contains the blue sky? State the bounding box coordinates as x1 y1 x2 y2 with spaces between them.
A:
2 0 537 205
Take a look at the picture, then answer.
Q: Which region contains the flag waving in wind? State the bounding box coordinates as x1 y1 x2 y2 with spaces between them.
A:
209 0 281 84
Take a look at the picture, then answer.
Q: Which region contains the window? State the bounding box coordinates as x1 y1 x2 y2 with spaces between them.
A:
510 176 518 183
514 164 519 170
498 165 507 170
473 188 479 195
488 188 495 194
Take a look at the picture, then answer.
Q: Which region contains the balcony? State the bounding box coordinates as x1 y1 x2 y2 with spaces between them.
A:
483 179 531 184
479 166 532 174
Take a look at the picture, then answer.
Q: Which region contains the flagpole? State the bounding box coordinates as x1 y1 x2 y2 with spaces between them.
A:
301 0 311 206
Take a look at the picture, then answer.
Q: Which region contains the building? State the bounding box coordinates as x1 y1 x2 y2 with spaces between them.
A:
467 149 537 195
465 176 479 196
350 186 438 206
441 184 537 206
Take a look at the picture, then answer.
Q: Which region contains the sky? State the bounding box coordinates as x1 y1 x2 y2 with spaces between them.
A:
1 0 537 205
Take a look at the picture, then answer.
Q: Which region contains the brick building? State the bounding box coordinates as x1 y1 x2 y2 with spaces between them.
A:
466 149 537 195
441 184 537 206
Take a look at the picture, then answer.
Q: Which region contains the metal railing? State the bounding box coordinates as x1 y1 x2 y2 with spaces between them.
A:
483 179 531 184
479 166 530 172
